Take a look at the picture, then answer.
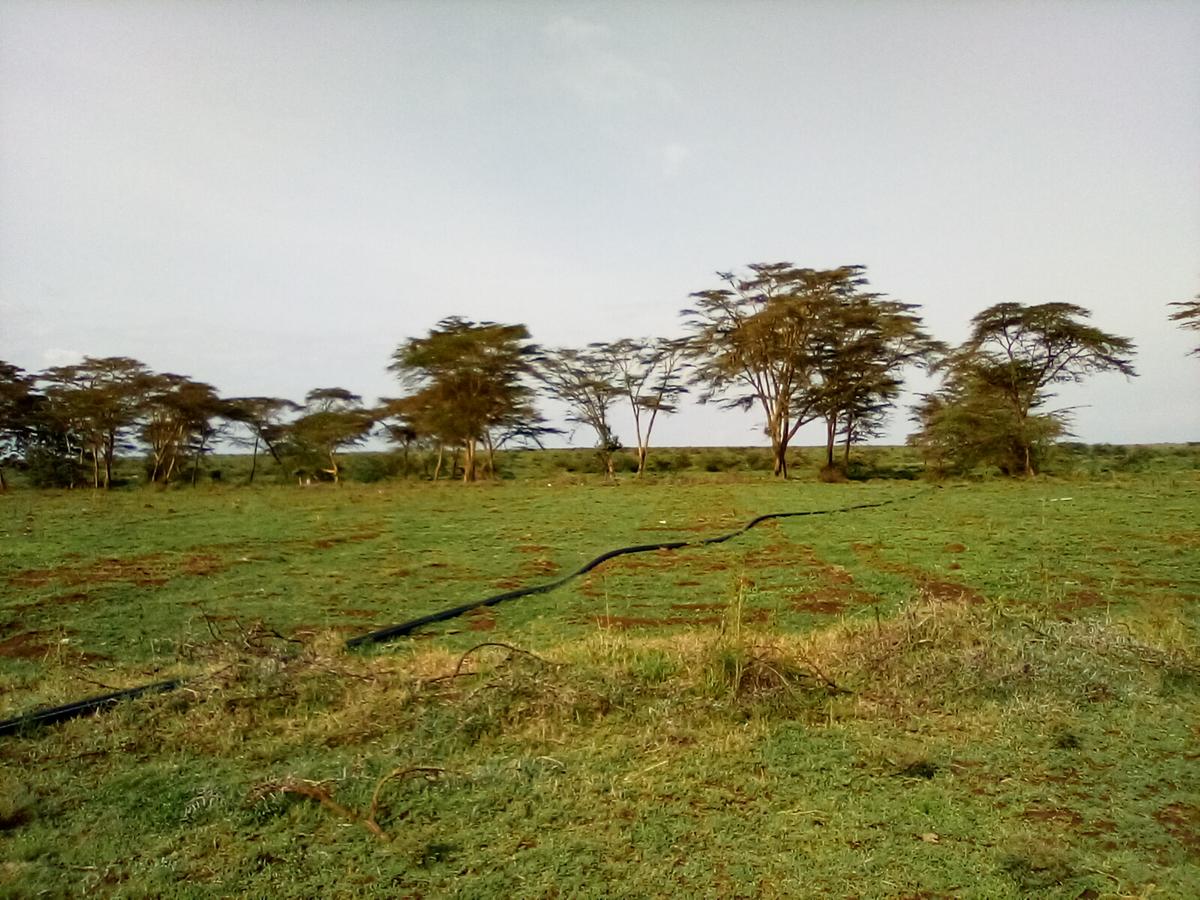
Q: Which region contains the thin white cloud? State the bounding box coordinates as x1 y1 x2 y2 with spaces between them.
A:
542 15 610 45
541 16 677 106
657 142 691 177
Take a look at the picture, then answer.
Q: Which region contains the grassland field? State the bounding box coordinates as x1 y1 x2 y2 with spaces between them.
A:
1 445 1198 898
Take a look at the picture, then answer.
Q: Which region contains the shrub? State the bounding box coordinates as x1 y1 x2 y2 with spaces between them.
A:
698 449 737 472
25 447 83 489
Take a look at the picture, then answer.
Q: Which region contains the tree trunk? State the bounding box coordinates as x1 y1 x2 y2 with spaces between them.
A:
636 444 648 476
842 423 853 468
772 437 788 478
0 465 7 491
433 444 444 481
462 439 477 483
824 416 837 469
104 433 115 489
190 434 208 486
329 448 340 484
483 433 496 480
248 435 259 484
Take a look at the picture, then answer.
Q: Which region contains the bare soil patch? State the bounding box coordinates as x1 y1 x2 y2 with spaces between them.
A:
1060 589 1108 612
1022 806 1084 827
852 542 987 604
311 530 384 549
590 614 723 629
1155 803 1200 856
919 580 986 605
465 608 497 631
0 630 107 663
7 553 229 590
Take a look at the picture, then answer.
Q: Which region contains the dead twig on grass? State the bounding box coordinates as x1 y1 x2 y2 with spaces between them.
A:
260 778 384 839
452 642 558 678
253 767 451 842
365 766 448 836
793 645 847 694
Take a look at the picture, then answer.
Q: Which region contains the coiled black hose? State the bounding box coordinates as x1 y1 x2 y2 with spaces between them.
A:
0 489 924 737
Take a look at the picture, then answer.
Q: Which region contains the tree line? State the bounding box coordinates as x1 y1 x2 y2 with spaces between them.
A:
2 264 1193 490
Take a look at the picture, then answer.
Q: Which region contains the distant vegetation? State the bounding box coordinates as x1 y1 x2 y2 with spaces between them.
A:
2 263 1193 491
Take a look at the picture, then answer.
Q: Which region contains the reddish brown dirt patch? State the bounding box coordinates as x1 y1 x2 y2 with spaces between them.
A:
1023 806 1084 827
7 570 53 588
591 614 722 629
520 558 560 577
16 590 94 616
792 597 847 615
577 577 603 598
791 584 880 610
290 624 362 637
1061 589 1107 611
466 608 497 631
597 550 677 573
311 531 384 549
7 553 229 590
919 579 986 605
0 631 55 659
1155 803 1200 856
516 544 551 554
944 543 967 553
675 579 702 587
0 630 107 663
180 554 224 577
493 576 524 590
852 543 983 603
670 603 727 611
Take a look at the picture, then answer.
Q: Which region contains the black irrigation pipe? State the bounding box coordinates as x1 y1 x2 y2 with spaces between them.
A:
0 678 184 738
346 490 925 647
0 488 927 738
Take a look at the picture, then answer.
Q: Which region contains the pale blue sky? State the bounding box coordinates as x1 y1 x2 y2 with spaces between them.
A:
2 1 1197 446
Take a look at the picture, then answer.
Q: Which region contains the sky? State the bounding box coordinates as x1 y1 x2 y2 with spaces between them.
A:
2 0 1198 448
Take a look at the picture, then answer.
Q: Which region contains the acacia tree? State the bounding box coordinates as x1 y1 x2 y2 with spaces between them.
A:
389 318 540 483
908 368 1066 476
225 396 301 483
1169 295 1200 356
536 347 623 479
0 362 36 491
682 263 864 478
601 338 686 475
289 388 373 484
913 302 1135 476
141 375 229 485
37 357 155 488
813 294 942 470
374 397 424 477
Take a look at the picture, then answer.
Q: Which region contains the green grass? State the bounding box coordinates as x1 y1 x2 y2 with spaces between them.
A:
1 448 1199 897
